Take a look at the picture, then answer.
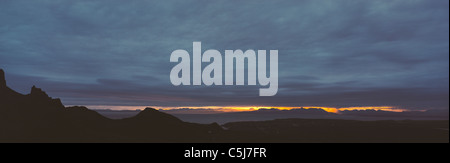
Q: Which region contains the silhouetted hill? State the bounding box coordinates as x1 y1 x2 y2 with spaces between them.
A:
0 69 6 89
0 69 27 103
125 107 183 124
0 69 222 142
0 70 113 142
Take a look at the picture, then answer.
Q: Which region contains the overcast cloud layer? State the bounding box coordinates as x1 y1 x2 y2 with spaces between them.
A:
0 0 448 110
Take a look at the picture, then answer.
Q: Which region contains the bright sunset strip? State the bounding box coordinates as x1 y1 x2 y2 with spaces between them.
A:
86 105 413 114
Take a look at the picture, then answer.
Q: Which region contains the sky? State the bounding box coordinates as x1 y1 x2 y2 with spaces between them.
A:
0 0 448 111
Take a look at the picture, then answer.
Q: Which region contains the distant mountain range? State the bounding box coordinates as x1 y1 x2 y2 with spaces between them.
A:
156 106 448 125
0 69 448 143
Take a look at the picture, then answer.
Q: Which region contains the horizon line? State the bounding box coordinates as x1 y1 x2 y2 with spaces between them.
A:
81 105 419 114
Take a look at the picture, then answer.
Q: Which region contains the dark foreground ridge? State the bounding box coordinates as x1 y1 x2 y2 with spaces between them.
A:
0 69 448 143
0 69 222 142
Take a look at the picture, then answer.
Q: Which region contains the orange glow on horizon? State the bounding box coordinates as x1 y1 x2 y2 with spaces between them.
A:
84 105 411 113
337 106 407 112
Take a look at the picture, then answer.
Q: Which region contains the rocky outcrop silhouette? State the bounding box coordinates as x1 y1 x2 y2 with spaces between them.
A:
0 69 5 89
0 69 222 142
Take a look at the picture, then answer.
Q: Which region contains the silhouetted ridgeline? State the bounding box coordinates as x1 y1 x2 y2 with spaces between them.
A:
0 69 448 143
0 69 222 142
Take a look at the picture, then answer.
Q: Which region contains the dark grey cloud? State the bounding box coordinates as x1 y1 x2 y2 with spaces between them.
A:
0 0 448 110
